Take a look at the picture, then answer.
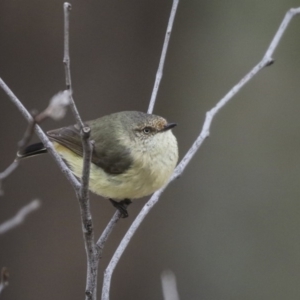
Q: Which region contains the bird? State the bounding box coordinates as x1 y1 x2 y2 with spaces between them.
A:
17 111 178 217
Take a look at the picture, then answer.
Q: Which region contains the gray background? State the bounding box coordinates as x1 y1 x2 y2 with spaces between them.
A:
1 0 300 299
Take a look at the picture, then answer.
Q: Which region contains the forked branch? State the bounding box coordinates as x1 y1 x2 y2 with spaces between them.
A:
1 4 299 300
63 3 96 300
0 78 81 192
101 7 300 300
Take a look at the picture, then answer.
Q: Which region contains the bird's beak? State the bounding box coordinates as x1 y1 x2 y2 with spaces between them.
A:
162 123 177 132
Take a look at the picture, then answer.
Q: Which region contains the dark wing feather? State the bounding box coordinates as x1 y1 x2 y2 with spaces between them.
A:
17 142 47 158
47 118 133 175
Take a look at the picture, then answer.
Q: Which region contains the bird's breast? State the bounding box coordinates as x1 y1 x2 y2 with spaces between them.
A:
89 131 178 199
53 131 178 200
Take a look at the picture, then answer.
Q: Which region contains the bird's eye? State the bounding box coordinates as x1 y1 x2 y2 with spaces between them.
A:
143 127 152 134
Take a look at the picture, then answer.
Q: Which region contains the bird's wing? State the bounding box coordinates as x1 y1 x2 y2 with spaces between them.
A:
47 123 133 175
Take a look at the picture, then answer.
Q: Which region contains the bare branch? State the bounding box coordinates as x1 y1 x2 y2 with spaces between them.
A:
63 4 97 300
17 90 70 154
0 77 81 192
0 199 41 235
147 0 179 114
264 8 300 59
101 7 300 300
63 3 71 89
0 267 9 295
0 161 19 182
77 127 98 300
17 110 39 151
1 46 96 300
96 211 121 259
0 160 19 196
63 2 85 129
161 270 180 300
0 90 71 195
1 4 116 300
101 189 165 300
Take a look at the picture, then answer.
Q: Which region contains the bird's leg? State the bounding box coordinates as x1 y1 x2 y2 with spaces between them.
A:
109 198 132 218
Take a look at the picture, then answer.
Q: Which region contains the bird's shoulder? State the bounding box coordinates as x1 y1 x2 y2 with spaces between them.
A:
47 118 133 175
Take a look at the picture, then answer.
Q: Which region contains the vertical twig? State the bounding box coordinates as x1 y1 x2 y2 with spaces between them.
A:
63 3 97 300
78 127 98 300
63 2 85 129
101 7 300 300
147 0 179 114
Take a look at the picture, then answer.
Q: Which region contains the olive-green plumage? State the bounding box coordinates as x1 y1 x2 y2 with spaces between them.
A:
47 112 138 175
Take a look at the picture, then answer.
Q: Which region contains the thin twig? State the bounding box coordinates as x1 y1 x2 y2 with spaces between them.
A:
96 211 121 259
78 128 97 300
82 211 122 299
17 110 38 151
1 4 101 300
63 3 71 89
101 189 165 300
161 270 180 300
0 78 81 192
18 90 71 152
101 7 300 300
63 3 97 300
147 0 179 114
0 160 19 196
17 110 50 151
0 199 41 235
63 2 85 129
0 112 39 196
0 91 72 195
0 161 19 181
0 91 71 195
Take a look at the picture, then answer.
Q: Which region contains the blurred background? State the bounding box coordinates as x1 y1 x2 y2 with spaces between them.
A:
1 0 300 299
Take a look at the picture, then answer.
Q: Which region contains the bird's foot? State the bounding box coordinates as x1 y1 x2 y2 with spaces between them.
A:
109 198 132 218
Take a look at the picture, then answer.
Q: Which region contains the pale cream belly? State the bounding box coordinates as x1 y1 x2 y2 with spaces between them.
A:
54 142 177 200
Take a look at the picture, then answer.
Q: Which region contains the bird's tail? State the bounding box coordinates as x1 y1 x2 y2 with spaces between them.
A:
17 143 47 159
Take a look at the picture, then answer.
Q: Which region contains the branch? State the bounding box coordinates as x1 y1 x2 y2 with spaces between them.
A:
101 7 300 300
147 0 179 114
63 4 97 300
0 69 98 298
96 211 121 259
77 127 97 300
161 270 180 300
0 78 81 192
0 4 100 300
0 160 19 196
0 199 41 235
101 189 165 300
0 4 109 300
63 2 85 129
0 90 71 196
17 110 39 151
18 90 71 153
